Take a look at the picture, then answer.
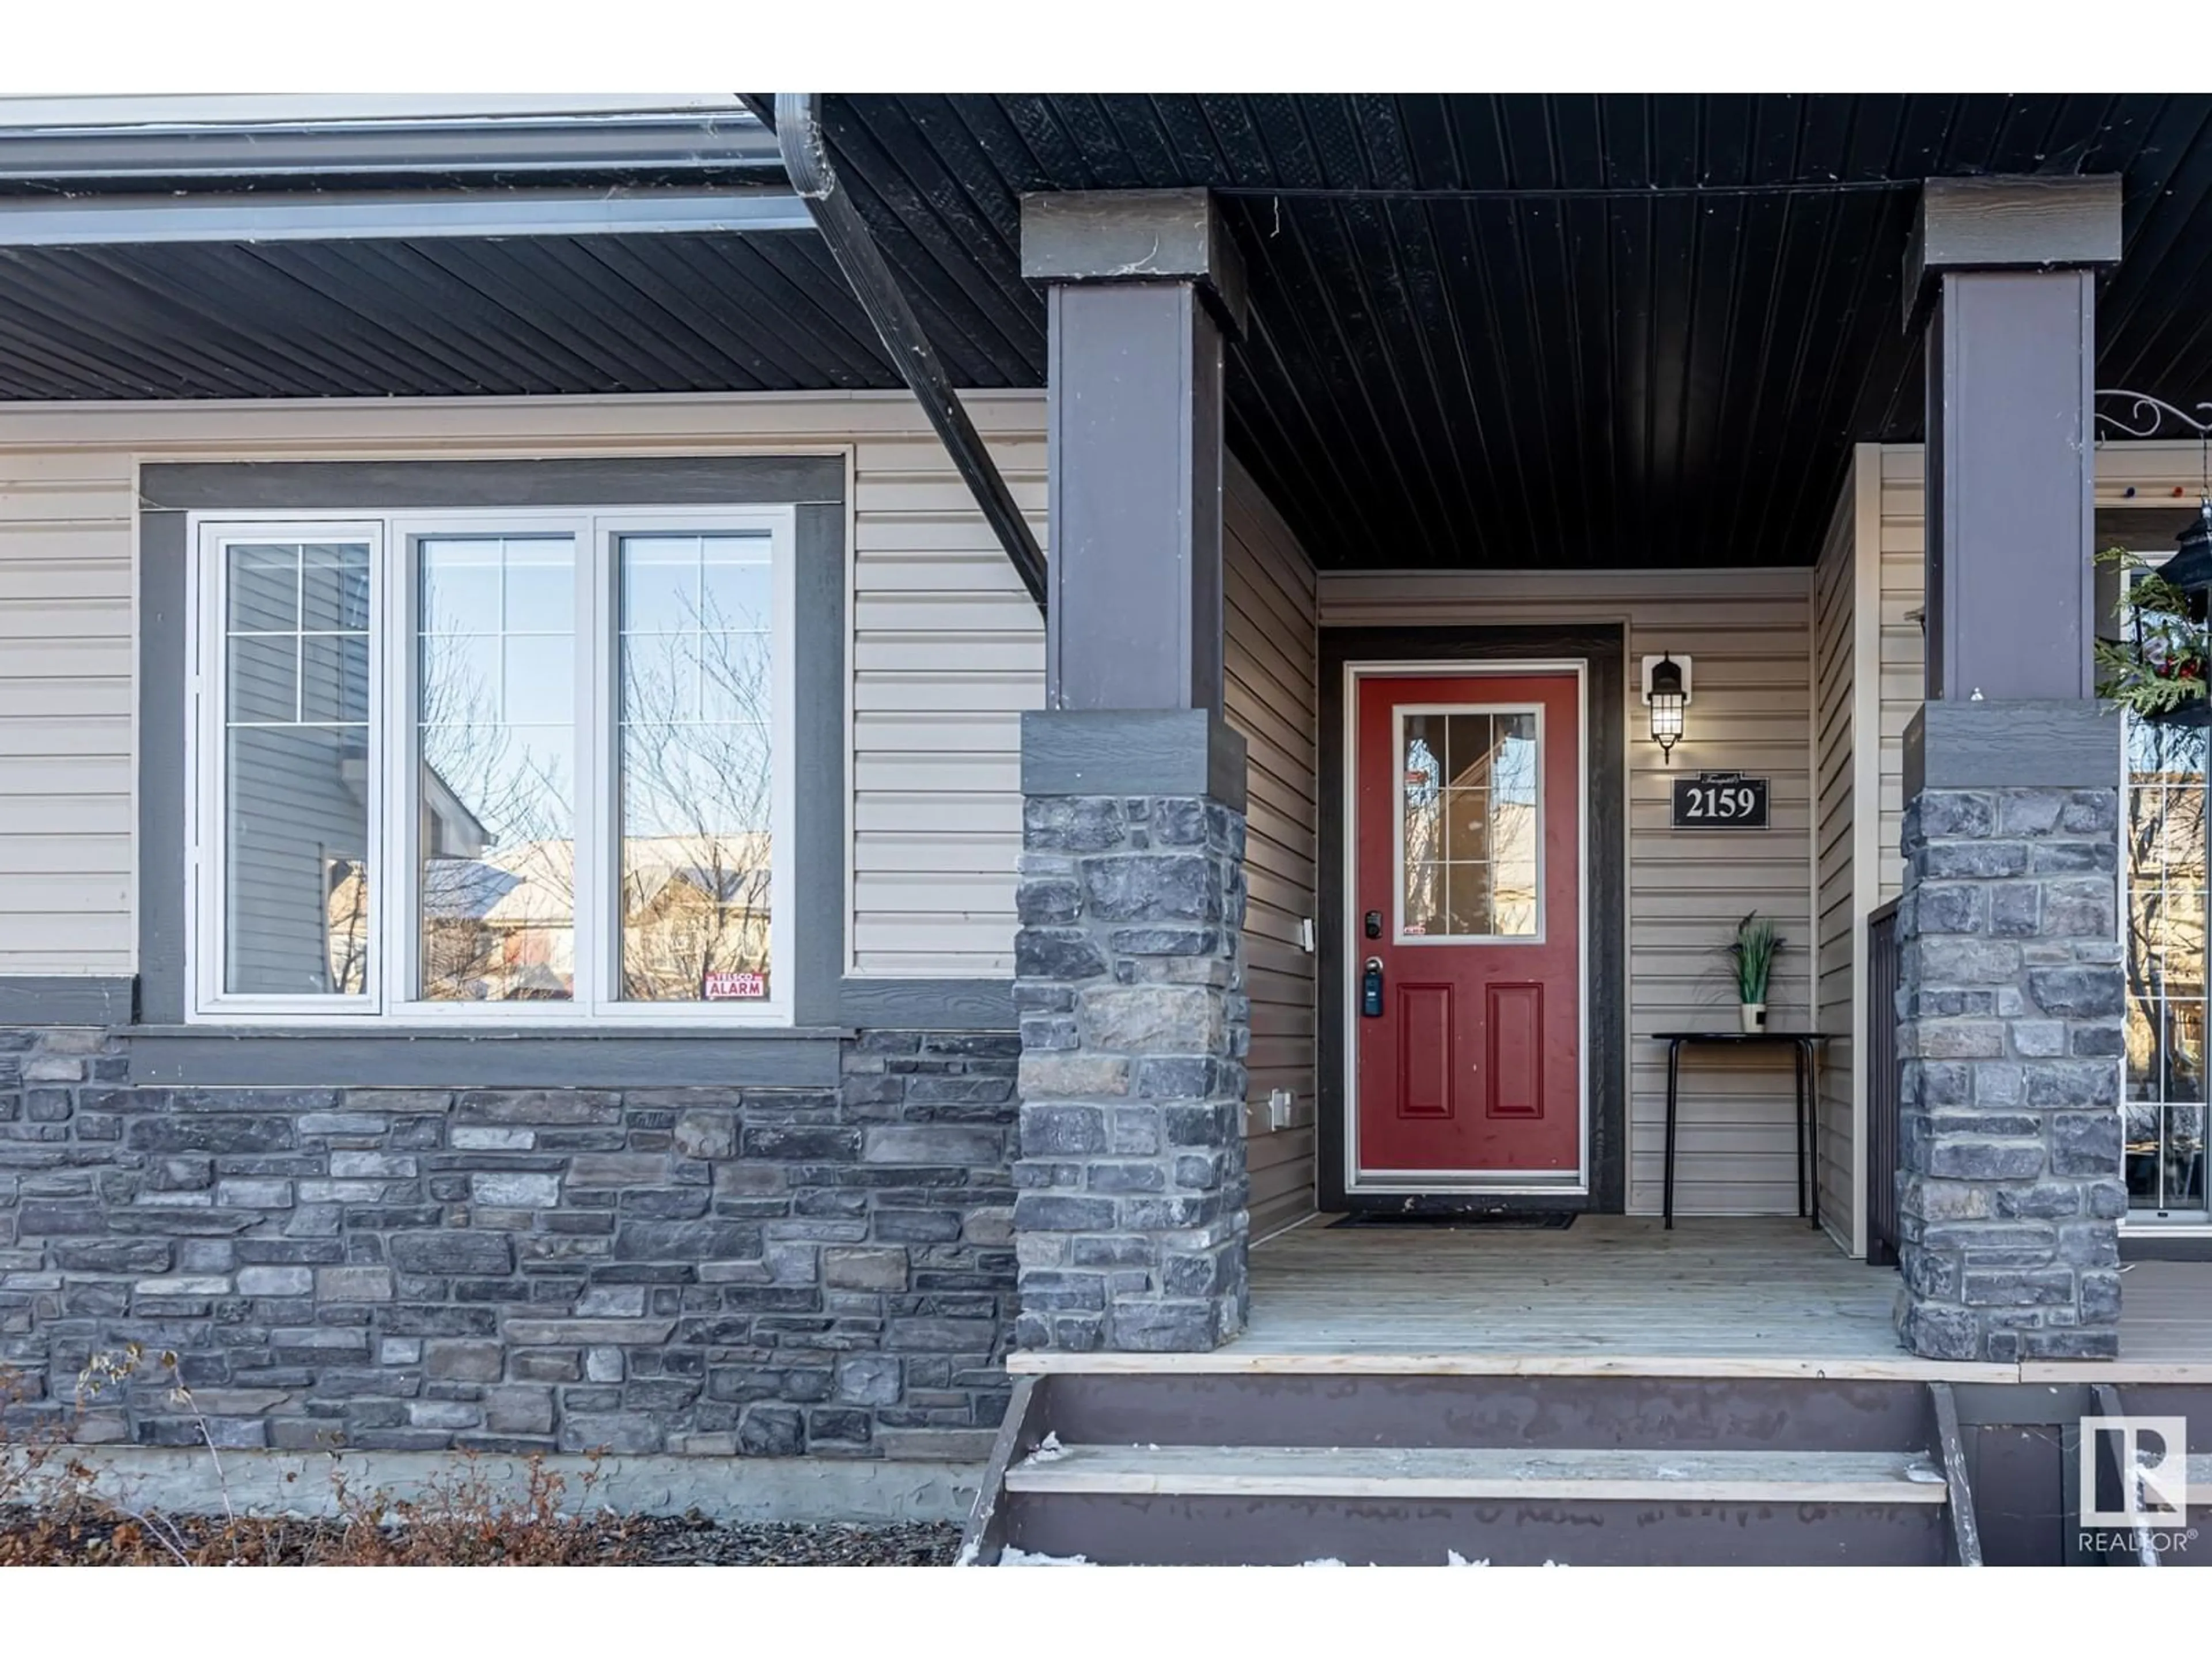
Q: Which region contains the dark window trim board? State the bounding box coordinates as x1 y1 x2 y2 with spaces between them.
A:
0 975 137 1027
121 1030 844 1090
1316 625 1629 1216
127 457 1009 1086
2120 1232 2212 1263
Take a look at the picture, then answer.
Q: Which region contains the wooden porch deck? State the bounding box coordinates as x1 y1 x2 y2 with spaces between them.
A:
1009 1217 2212 1383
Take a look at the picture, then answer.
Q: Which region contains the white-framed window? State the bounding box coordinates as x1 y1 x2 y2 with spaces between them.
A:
186 505 797 1025
1393 703 1544 945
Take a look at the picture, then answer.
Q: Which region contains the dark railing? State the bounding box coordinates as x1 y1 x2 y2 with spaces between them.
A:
1866 899 1903 1268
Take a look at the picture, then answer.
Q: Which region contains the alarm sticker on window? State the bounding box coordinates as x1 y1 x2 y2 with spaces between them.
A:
703 971 768 1001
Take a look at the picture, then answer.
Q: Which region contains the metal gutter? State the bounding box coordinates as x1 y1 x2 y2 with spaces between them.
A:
0 185 814 247
0 111 785 188
755 92 1048 611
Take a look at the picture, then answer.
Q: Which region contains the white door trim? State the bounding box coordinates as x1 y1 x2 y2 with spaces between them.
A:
1341 660 1592 1196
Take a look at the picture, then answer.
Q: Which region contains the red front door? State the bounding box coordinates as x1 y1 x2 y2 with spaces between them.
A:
1352 671 1582 1181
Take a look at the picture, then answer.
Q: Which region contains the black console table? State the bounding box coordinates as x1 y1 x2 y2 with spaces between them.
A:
1653 1032 1832 1230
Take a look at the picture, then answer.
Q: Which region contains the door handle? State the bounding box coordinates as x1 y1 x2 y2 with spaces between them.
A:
1361 956 1385 1017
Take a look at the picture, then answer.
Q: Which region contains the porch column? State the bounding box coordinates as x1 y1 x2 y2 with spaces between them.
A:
1893 176 2128 1363
1010 190 1252 1351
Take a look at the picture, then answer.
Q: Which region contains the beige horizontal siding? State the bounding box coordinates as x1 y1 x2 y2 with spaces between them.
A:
1810 459 1861 1249
847 419 1046 978
1224 458 1320 1239
0 452 135 971
1877 445 1927 904
1320 569 1816 1217
0 390 1048 982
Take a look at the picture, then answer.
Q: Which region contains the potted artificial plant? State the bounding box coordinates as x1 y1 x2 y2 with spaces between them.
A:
1729 911 1783 1034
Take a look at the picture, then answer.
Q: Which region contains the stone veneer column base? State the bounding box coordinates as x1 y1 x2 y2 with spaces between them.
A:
1012 793 1251 1353
1892 785 2127 1363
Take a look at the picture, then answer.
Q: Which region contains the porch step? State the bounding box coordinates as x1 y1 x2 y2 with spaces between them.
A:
1041 1368 1938 1452
995 1437 1954 1565
966 1371 1978 1566
1006 1443 1950 1505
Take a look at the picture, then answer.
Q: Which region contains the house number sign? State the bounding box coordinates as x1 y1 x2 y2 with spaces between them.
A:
1670 770 1770 830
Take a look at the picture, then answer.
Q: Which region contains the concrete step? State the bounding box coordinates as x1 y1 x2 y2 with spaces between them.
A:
997 1441 1955 1565
1040 1368 1938 1453
1007 1442 1950 1503
964 1372 1978 1566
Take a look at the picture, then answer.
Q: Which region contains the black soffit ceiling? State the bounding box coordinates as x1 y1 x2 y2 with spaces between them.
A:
0 233 907 400
823 94 2212 571
7 96 2212 571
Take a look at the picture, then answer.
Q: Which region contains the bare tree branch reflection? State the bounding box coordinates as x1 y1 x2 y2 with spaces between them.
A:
617 571 772 1002
324 853 370 994
2124 717 2207 1207
397 536 774 1007
417 627 577 1002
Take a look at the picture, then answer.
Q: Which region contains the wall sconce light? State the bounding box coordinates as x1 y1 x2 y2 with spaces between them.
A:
1641 653 1692 763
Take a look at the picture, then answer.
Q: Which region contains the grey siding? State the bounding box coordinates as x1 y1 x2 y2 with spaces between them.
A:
1223 459 1320 1239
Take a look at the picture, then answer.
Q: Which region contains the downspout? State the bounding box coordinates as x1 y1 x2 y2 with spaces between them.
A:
753 93 1048 612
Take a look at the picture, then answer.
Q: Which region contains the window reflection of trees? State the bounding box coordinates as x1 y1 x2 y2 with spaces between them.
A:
415 673 576 1002
415 540 577 1003
407 533 774 1007
2124 716 2209 1214
1398 713 1539 940
617 546 772 1002
324 856 369 994
1402 731 1445 933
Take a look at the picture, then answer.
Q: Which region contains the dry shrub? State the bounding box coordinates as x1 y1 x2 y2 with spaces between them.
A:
0 1366 57 1509
323 1449 628 1566
0 1365 96 1565
0 1351 635 1566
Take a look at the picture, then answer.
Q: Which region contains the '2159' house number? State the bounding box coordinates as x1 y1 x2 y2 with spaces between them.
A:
1670 771 1770 830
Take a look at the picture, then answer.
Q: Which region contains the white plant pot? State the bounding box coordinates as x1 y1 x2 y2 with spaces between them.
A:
1739 1002 1767 1035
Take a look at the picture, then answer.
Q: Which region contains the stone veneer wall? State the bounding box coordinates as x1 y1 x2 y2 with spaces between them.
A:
1013 793 1252 1351
1893 785 2127 1363
0 1028 1015 1460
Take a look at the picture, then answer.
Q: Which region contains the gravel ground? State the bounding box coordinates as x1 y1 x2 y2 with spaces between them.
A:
0 1509 964 1567
626 1517 963 1566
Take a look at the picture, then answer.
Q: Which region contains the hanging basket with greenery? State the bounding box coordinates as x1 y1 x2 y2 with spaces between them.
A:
2094 546 2211 721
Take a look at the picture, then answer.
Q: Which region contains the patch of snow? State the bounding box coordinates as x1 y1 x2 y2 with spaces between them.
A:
954 1536 980 1567
1027 1432 1067 1464
1445 1550 1490 1566
999 1546 1093 1567
1300 1557 1349 1566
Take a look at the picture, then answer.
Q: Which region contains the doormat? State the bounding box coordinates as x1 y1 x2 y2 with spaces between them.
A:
1330 1210 1576 1230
